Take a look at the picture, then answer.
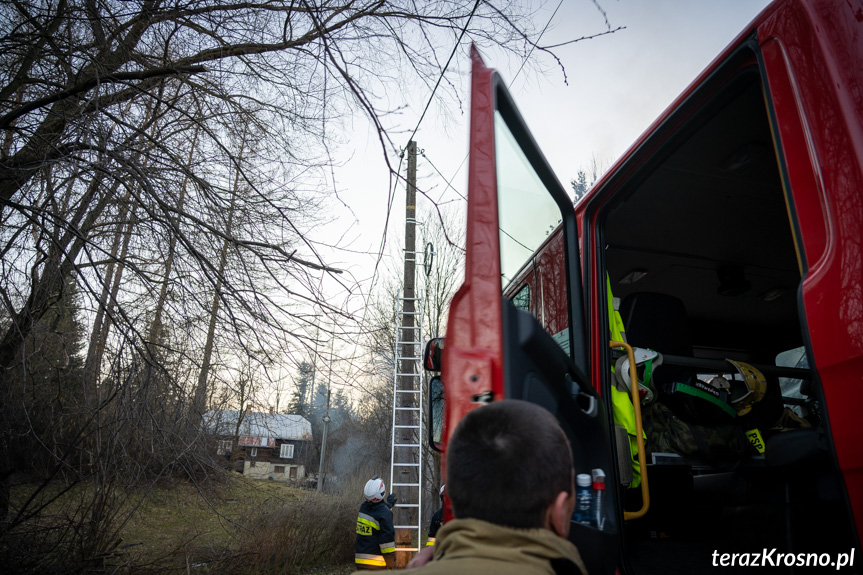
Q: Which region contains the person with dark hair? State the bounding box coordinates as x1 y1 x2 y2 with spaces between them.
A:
404 400 586 574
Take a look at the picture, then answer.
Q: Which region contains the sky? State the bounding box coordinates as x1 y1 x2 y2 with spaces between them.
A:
320 0 773 298
284 0 775 406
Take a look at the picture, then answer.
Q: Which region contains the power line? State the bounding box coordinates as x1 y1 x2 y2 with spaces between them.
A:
374 0 482 280
408 0 482 143
426 0 565 206
512 0 564 86
347 0 564 401
349 1 483 395
421 150 466 203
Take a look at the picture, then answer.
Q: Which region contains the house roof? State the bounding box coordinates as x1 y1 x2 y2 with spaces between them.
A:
204 410 312 440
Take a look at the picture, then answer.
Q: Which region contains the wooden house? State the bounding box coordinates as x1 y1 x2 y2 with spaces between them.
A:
205 408 312 481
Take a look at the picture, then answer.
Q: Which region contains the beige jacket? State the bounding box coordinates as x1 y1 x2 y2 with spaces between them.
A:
402 518 587 575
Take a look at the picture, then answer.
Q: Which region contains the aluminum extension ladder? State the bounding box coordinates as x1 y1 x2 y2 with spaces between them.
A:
389 291 424 555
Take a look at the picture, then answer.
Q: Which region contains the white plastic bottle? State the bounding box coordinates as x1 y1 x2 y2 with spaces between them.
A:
574 473 595 526
592 468 606 530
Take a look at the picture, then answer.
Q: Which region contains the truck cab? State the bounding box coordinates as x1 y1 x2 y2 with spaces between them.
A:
433 1 862 573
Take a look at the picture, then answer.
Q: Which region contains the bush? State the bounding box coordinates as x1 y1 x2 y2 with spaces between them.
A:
221 489 356 574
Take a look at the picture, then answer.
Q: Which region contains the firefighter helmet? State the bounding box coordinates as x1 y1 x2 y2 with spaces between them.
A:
614 347 662 404
364 476 386 503
725 359 768 416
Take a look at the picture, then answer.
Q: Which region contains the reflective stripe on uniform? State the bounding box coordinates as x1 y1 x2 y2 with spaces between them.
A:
355 553 386 566
357 513 380 536
380 541 395 553
426 537 436 546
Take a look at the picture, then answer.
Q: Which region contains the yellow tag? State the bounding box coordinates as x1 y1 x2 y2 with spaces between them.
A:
746 428 765 454
356 521 373 536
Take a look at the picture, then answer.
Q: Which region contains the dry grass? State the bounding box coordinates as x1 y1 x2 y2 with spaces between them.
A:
222 488 357 574
7 472 358 574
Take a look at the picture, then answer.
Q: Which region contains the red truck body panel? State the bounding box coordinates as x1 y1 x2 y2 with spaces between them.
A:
443 0 863 564
568 1 863 537
758 0 863 535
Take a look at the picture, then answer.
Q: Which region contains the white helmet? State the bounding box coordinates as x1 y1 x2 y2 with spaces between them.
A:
364 476 386 503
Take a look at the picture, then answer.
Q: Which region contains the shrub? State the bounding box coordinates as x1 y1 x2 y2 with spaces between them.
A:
221 488 356 574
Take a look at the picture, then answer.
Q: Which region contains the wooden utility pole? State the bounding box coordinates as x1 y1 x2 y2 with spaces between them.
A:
317 331 334 492
394 140 419 567
404 139 417 341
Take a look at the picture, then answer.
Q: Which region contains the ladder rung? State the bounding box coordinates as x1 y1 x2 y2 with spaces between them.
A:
395 407 420 411
392 483 420 487
395 389 420 393
395 503 420 508
393 444 420 448
393 462 420 466
394 426 420 430
394 373 420 377
396 341 420 345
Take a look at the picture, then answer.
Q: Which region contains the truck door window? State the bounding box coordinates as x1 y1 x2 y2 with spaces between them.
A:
511 284 531 313
495 110 573 358
495 111 561 287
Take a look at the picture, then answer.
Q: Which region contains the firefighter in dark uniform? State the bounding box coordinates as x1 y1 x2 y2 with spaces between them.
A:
426 484 445 547
355 476 397 570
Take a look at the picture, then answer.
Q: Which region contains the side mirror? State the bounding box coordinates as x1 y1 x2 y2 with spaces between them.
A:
429 376 444 451
423 338 445 371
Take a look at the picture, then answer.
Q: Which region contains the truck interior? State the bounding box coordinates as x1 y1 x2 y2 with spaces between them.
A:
596 50 856 572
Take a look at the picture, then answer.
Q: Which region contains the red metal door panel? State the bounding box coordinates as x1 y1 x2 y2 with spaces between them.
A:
760 0 863 538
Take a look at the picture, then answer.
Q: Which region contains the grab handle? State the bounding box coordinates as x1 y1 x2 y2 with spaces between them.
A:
610 340 650 520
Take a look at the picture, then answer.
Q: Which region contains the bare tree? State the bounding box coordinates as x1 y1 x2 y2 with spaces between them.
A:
0 1 608 570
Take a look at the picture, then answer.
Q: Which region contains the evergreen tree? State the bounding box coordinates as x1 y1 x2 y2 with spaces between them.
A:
572 169 590 203
286 361 315 416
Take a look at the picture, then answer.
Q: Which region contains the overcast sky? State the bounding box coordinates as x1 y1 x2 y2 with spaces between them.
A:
319 0 773 299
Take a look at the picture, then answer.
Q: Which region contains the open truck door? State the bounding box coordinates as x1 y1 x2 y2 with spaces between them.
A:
437 47 620 575
435 2 861 572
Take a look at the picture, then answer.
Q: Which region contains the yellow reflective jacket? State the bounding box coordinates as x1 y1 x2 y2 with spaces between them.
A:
355 500 395 568
608 275 642 488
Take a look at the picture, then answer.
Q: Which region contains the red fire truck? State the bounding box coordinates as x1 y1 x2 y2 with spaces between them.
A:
428 0 862 572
